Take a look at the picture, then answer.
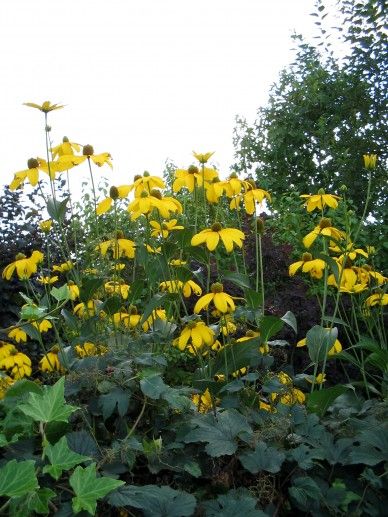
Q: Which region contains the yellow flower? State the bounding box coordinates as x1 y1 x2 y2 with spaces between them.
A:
2 251 44 280
112 306 142 328
191 223 245 253
39 348 63 373
230 181 271 214
51 137 81 158
96 185 132 215
142 309 168 331
194 283 236 314
205 179 225 204
0 342 17 360
365 292 388 307
159 280 183 293
297 333 342 356
220 315 237 336
149 219 184 238
300 191 341 212
7 327 27 343
363 154 377 169
128 191 182 220
53 260 73 273
193 151 214 164
169 259 187 266
75 342 107 357
39 219 52 233
289 252 326 279
145 244 162 254
97 236 135 259
173 165 218 193
67 281 80 300
182 280 202 298
0 351 32 379
104 281 130 299
223 173 250 198
192 388 214 413
32 319 53 333
37 275 58 285
307 373 326 384
73 300 102 318
0 375 14 399
327 266 368 294
303 218 345 249
131 171 165 197
269 371 305 405
24 100 64 113
60 144 112 169
174 320 215 354
235 330 269 354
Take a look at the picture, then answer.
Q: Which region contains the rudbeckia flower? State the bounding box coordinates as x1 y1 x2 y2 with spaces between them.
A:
223 173 250 198
3 251 44 280
24 100 64 113
173 165 218 193
159 280 183 293
75 342 107 357
0 350 32 379
0 375 14 399
112 306 141 328
96 185 132 215
150 219 184 238
236 330 269 354
289 253 326 279
145 244 162 254
193 151 214 164
37 275 58 285
230 181 271 214
363 154 377 169
53 261 73 273
39 219 52 233
142 309 168 331
131 171 165 197
174 320 215 354
205 179 226 204
105 281 130 299
128 190 182 220
51 136 81 158
7 327 27 343
269 371 305 405
191 223 245 253
32 319 53 333
300 190 341 212
327 266 368 294
60 144 112 169
182 280 202 298
67 281 80 300
0 342 17 360
307 373 326 384
194 283 236 314
303 218 345 249
39 347 64 373
365 292 388 307
169 259 187 266
97 234 135 259
192 388 214 413
9 158 47 190
73 300 103 318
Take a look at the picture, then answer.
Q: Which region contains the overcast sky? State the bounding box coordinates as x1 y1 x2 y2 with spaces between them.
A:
1 0 317 193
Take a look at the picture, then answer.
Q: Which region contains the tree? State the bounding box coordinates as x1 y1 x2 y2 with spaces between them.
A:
233 0 387 222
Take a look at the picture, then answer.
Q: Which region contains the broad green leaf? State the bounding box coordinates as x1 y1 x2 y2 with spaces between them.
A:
223 271 251 289
108 484 196 517
307 385 349 416
202 489 267 517
47 196 69 222
288 444 325 469
259 315 284 342
19 377 78 424
69 464 124 515
99 387 130 419
281 311 297 333
140 293 168 325
306 325 337 363
183 409 252 457
20 303 47 321
61 308 78 330
101 295 122 316
50 284 70 302
79 277 104 303
4 379 43 399
244 288 262 309
239 441 285 473
0 460 38 498
9 488 56 516
140 374 168 399
212 339 261 377
43 436 91 480
289 477 322 511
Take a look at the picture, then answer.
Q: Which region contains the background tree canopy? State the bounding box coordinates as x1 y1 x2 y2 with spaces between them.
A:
233 0 387 222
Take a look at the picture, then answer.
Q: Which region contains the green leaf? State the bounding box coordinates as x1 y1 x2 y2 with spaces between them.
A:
140 293 168 326
239 441 285 473
101 295 122 316
289 477 322 511
20 303 47 321
99 387 130 419
4 379 43 399
281 311 297 333
108 485 196 517
79 277 104 303
50 284 70 302
202 489 266 517
140 373 168 399
212 339 261 377
259 315 284 342
317 252 340 285
183 409 252 457
288 444 325 469
43 436 91 480
223 271 251 289
61 308 79 330
306 325 338 363
47 196 69 222
69 464 124 515
0 460 38 498
19 377 78 424
9 488 56 516
244 288 262 309
307 385 349 416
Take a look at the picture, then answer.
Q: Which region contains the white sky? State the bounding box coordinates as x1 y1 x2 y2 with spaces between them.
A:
1 0 317 193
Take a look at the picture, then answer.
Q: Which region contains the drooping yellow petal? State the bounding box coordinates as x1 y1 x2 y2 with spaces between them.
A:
96 197 113 216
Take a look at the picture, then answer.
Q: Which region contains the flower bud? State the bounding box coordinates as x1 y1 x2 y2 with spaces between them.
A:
255 217 265 235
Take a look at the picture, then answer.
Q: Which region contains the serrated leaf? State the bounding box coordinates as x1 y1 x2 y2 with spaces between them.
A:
183 409 252 457
10 488 56 516
288 444 325 469
0 460 38 497
43 436 91 480
239 441 285 473
50 284 70 302
140 293 168 325
108 484 196 517
289 477 322 510
99 387 130 419
212 339 261 377
4 379 43 399
202 489 266 517
19 377 78 424
69 464 124 515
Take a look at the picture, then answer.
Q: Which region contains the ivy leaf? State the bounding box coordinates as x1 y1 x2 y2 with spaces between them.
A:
0 460 38 498
239 441 285 473
202 489 267 517
9 488 56 516
183 409 252 457
43 436 91 480
69 464 124 515
19 377 78 424
108 484 196 517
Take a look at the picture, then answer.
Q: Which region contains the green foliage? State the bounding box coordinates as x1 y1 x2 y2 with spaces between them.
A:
0 460 38 498
43 436 90 480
